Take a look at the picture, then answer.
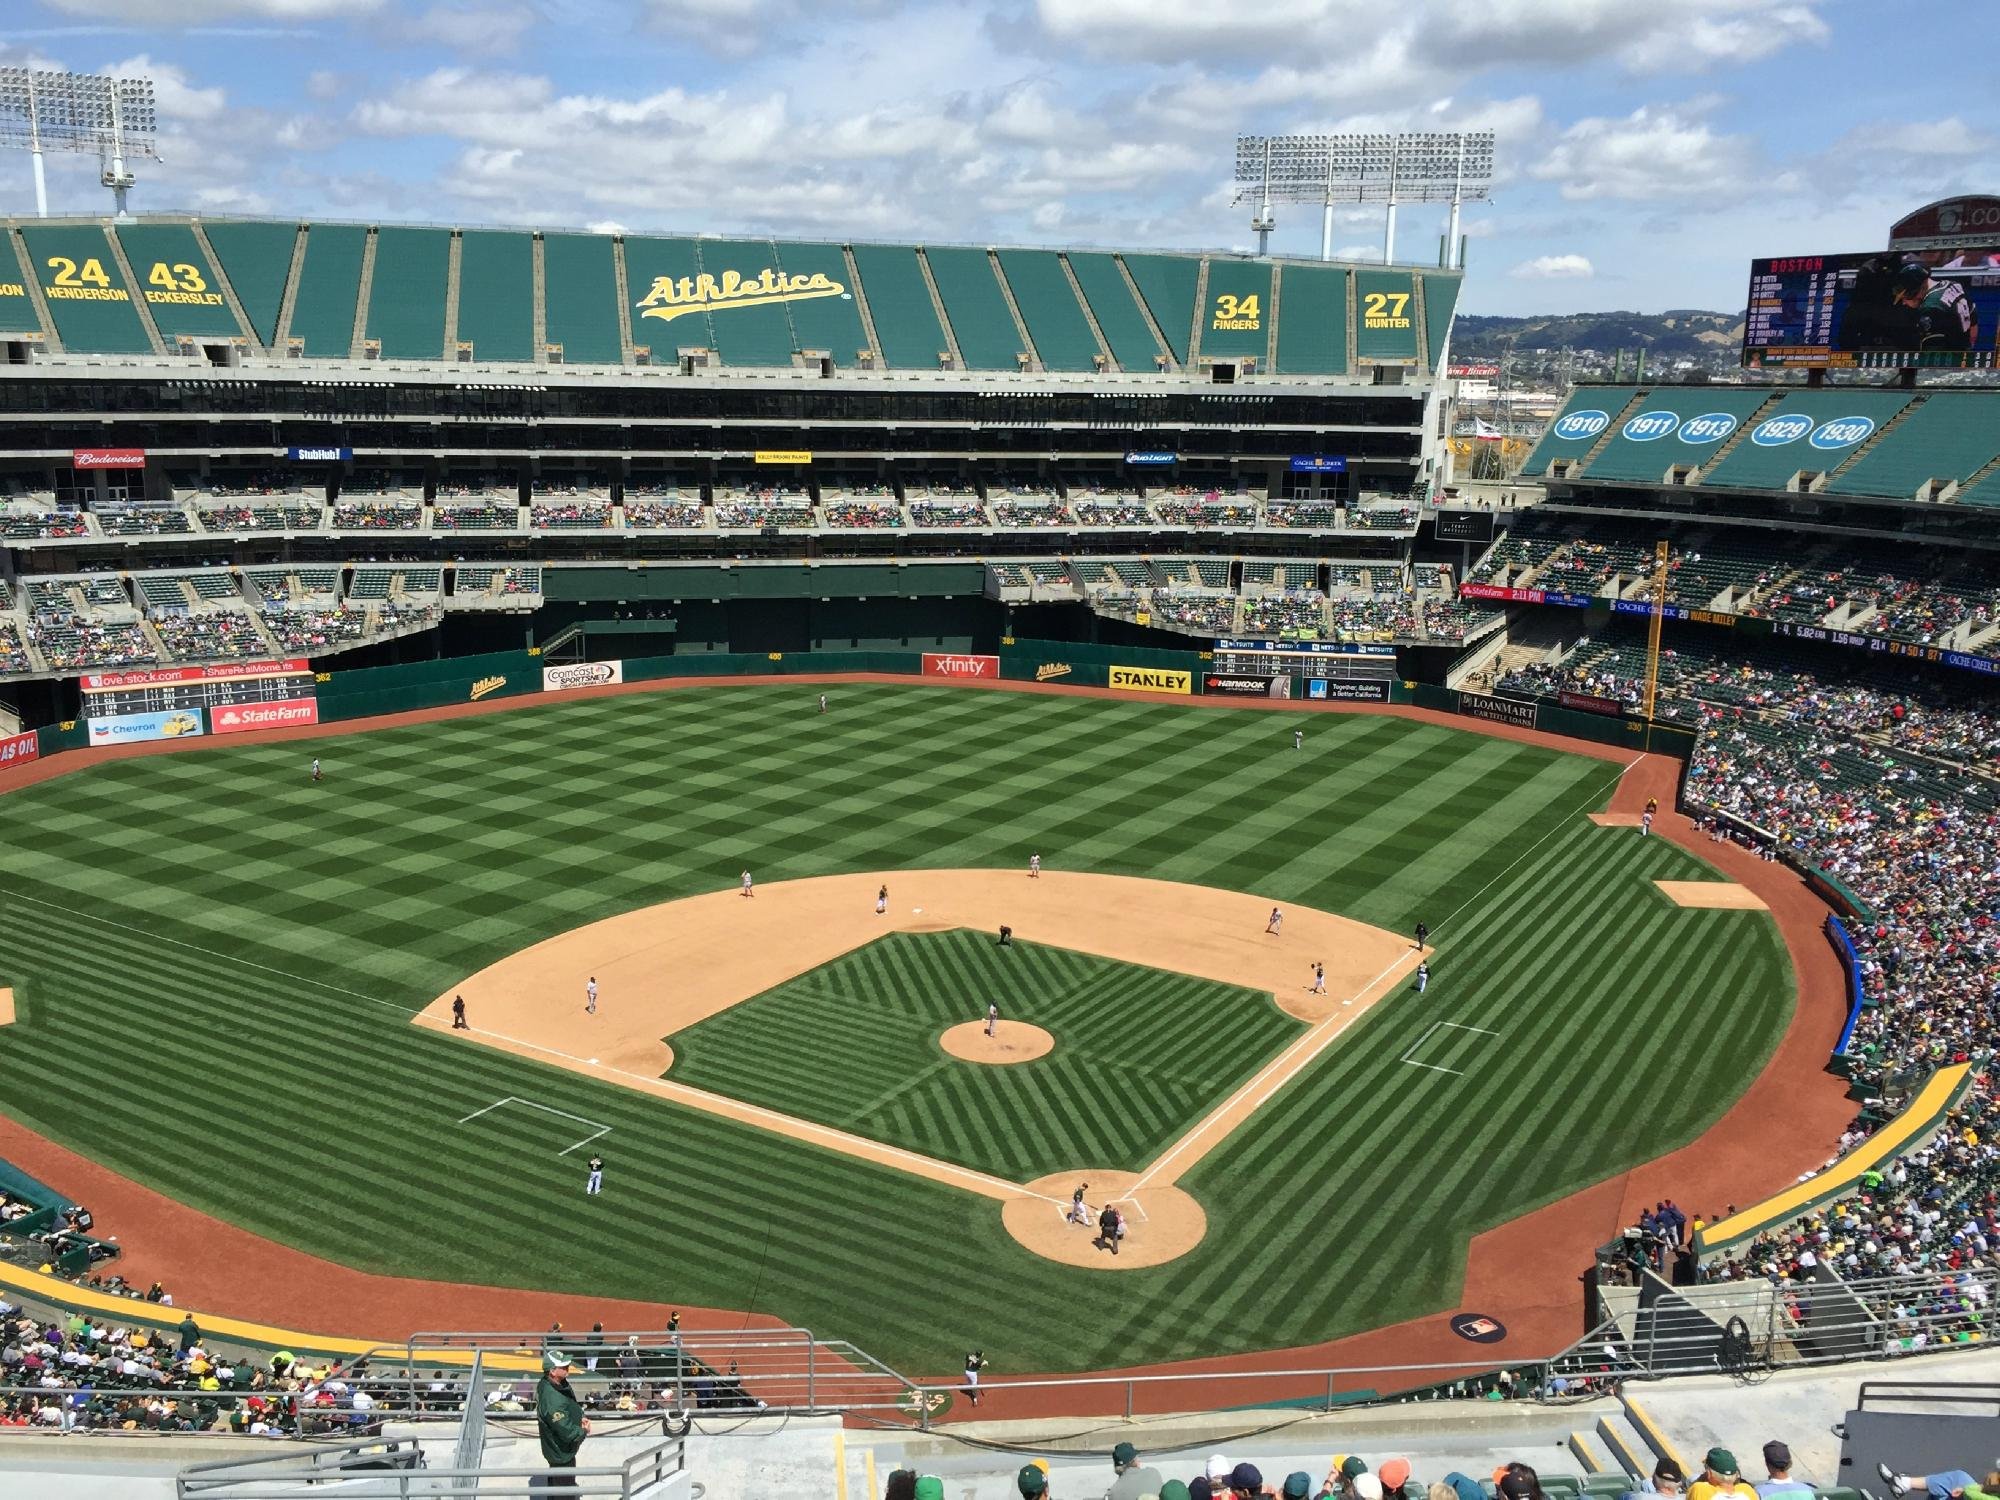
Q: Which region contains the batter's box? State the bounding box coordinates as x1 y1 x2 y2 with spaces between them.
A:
457 1095 611 1157
1399 1021 1498 1077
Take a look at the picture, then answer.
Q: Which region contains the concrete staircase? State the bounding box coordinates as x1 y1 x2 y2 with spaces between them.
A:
101 224 167 356
348 227 378 358
273 225 309 351
986 249 1040 370
440 230 463 354
188 221 261 351
841 245 885 367
1112 253 1176 371
7 225 62 351
1058 252 1116 371
1187 256 1211 367
912 248 964 369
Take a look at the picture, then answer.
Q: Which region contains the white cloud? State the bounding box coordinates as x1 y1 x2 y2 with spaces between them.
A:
381 2 538 58
1510 252 1594 278
1834 117 1996 159
44 0 382 20
1533 102 1759 201
107 55 227 122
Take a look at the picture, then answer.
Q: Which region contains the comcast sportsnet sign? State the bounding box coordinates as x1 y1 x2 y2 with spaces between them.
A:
922 652 999 680
211 698 319 735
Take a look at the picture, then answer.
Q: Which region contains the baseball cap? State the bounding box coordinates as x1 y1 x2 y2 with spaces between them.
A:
1286 1475 1315 1499
1655 1460 1686 1484
915 1480 945 1500
1017 1464 1048 1496
1344 1457 1372 1479
1763 1443 1791 1472
543 1350 570 1369
1163 1485 1193 1500
1356 1475 1386 1500
1232 1463 1265 1492
1115 1441 1139 1467
1382 1459 1413 1491
1211 1456 1234 1480
1706 1450 1740 1479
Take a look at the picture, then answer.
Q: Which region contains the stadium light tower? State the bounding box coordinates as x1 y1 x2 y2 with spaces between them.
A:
1233 130 1494 265
0 68 160 219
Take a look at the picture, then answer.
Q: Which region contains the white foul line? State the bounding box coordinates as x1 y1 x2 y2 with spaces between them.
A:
1399 1020 1499 1077
456 1094 613 1157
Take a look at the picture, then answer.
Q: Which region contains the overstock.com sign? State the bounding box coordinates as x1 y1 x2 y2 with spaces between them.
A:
1677 412 1738 445
1621 410 1680 442
1751 413 1814 447
1550 409 1609 441
1810 415 1877 450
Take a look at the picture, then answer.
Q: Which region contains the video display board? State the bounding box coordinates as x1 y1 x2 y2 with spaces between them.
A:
1743 248 1999 369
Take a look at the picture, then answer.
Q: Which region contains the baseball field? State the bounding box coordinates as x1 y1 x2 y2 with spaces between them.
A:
0 682 1793 1375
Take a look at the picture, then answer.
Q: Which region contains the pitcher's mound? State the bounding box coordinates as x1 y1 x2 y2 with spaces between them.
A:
1004 1171 1206 1270
940 1019 1054 1064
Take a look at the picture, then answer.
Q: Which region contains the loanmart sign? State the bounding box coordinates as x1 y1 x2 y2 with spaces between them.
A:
635 268 849 324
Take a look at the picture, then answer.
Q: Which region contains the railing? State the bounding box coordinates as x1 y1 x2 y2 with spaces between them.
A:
175 1433 687 1498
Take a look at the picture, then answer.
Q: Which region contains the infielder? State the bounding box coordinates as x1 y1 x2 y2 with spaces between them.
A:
1311 962 1326 994
1266 907 1284 936
585 1154 604 1195
585 977 598 1015
1029 853 1041 878
741 869 754 898
876 884 888 915
985 1000 999 1038
1641 810 1654 837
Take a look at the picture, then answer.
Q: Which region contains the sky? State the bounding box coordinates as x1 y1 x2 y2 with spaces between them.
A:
0 0 1992 316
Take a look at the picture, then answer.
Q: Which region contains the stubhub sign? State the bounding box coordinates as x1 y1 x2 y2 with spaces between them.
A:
288 445 352 462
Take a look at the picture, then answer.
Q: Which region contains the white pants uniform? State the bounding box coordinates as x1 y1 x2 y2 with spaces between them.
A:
587 1168 603 1194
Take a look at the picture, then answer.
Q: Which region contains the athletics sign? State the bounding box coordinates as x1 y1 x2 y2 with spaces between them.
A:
636 268 849 325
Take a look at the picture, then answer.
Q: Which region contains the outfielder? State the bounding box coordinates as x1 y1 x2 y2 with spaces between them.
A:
586 1154 604 1195
310 757 321 784
1416 960 1429 994
1294 728 1303 751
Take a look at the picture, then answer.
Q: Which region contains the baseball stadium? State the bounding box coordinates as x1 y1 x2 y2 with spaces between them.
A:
0 110 1996 1500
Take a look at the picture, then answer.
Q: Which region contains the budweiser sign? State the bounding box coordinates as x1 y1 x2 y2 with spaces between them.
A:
72 448 147 469
211 697 320 735
922 652 999 679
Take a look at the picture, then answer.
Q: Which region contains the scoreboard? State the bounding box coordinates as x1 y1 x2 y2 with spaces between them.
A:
82 660 314 721
1210 639 1397 700
1743 248 2000 370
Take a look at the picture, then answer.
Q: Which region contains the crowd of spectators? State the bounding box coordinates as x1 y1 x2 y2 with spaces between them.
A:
195 503 323 533
1146 589 1237 633
624 499 706 528
0 509 90 541
94 507 192 537
1243 592 1327 639
1323 591 1414 642
1264 501 1340 529
263 607 370 653
1152 492 1257 527
431 502 518 531
909 499 988 528
1348 506 1417 532
0 620 30 674
330 501 422 531
1422 596 1502 642
23 613 154 672
151 610 268 663
822 499 905 528
1074 499 1153 525
530 500 612 529
992 500 1073 527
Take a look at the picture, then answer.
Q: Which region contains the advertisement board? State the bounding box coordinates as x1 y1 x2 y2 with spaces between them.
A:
1459 581 1598 610
1558 689 1626 717
1457 690 1536 730
210 697 320 735
753 450 813 464
1203 673 1289 698
1109 665 1191 694
81 659 311 692
1307 679 1390 702
287 445 352 462
1287 455 1348 473
921 652 999 680
72 448 146 469
1743 248 2000 369
1890 196 2000 250
1124 451 1178 466
1434 510 1495 544
0 730 39 769
87 708 205 745
541 661 626 692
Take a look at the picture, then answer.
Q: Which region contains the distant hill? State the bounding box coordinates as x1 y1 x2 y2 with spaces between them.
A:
1451 309 1743 358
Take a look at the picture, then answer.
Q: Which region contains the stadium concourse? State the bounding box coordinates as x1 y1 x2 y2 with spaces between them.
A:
0 671 1855 1422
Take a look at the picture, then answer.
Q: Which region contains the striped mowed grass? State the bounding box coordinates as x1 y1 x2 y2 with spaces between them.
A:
0 684 1792 1375
668 929 1300 1180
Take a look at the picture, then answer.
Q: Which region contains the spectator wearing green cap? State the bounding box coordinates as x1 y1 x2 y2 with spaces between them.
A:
1690 1450 1756 1500
1110 1440 1164 1499
535 1349 590 1492
1161 1484 1191 1500
1020 1461 1052 1496
913 1477 945 1500
1285 1476 1314 1499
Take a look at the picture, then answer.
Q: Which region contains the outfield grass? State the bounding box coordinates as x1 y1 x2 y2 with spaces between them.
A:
0 685 1794 1374
669 929 1300 1179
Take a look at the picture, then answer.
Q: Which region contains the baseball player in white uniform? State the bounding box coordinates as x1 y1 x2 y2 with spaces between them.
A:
1029 853 1041 878
585 977 598 1015
741 870 754 898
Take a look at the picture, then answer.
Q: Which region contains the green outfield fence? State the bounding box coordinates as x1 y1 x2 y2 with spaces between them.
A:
20 642 1700 771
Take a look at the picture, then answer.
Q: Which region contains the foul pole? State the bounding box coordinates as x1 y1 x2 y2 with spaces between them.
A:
1640 539 1670 743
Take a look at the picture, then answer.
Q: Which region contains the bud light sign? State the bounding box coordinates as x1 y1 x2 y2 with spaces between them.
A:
1677 412 1738 445
1809 416 1876 451
1751 413 1813 447
1621 410 1679 442
1550 409 1608 442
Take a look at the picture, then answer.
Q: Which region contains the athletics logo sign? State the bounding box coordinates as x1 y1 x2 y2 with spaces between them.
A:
636 268 850 324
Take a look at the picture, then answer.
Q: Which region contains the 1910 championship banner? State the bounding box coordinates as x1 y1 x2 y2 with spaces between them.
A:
1458 690 1537 729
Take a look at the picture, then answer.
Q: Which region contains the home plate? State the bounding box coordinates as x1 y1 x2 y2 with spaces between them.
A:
913 907 924 914
588 1058 600 1065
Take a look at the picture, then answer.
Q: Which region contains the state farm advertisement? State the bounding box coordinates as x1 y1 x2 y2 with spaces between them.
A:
210 697 320 735
0 730 39 769
922 652 1000 680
